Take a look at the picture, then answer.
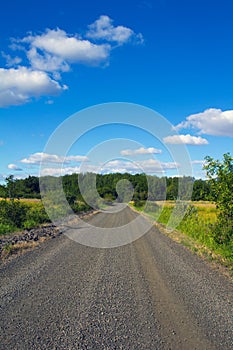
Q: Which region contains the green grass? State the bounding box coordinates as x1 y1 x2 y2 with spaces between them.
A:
132 201 233 268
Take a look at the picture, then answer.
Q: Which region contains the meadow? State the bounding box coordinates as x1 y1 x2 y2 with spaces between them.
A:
133 200 232 267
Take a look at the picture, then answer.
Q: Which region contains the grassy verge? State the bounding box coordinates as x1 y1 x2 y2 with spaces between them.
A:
0 198 97 236
131 201 233 273
1 241 41 260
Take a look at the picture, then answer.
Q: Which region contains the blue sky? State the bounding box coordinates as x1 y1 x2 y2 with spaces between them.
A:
0 0 233 181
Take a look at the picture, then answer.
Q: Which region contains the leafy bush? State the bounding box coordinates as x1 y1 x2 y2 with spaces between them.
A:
72 201 91 213
24 202 49 225
133 200 145 208
204 153 233 245
0 200 27 228
0 223 16 235
0 199 50 235
209 221 233 245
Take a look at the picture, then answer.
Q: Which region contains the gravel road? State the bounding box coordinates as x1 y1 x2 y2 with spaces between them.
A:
0 204 232 349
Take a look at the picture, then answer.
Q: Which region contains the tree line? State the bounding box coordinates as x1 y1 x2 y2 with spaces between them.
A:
0 173 211 202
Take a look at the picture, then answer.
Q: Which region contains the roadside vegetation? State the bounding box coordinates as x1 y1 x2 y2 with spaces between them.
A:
0 172 204 236
133 153 233 268
0 199 50 235
0 153 232 270
133 201 232 266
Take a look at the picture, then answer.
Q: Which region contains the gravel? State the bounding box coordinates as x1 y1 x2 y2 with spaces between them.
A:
0 204 232 349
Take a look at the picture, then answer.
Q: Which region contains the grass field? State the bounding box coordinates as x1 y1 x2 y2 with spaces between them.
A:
154 201 217 225
132 200 232 269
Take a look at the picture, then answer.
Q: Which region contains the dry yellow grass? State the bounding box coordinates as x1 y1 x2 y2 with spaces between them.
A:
155 201 217 223
1 241 40 260
191 201 216 208
0 198 40 203
155 200 216 208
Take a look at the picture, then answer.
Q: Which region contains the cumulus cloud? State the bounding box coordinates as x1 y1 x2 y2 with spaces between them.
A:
1 52 22 67
86 15 144 45
163 134 208 145
100 159 178 174
21 152 88 165
176 108 233 137
0 67 66 107
139 159 178 173
66 155 89 162
8 163 23 171
120 147 162 156
26 46 70 73
40 166 81 176
40 158 178 176
1 16 143 107
23 28 111 68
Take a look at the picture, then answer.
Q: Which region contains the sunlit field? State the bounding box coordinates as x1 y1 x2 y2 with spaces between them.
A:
0 198 40 203
155 201 217 224
133 200 232 266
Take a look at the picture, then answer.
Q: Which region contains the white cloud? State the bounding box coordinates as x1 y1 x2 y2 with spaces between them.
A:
1 17 144 107
100 159 178 174
8 164 23 171
66 155 89 162
1 52 22 67
86 15 143 45
23 28 111 68
27 47 70 73
163 134 208 145
45 99 54 105
40 166 81 176
191 160 205 165
176 108 233 137
0 67 66 107
40 158 179 176
120 147 162 156
41 163 101 176
139 159 178 173
21 152 88 165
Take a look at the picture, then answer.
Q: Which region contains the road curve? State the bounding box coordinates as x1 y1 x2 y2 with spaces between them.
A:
0 205 232 349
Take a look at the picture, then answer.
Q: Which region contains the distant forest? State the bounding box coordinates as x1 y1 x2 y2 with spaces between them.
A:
0 173 211 203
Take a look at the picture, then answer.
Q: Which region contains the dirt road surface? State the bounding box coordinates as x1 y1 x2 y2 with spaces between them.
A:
0 205 232 349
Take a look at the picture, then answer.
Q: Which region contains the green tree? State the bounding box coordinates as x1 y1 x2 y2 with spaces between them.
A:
204 153 233 244
191 179 210 201
0 184 7 198
5 175 15 199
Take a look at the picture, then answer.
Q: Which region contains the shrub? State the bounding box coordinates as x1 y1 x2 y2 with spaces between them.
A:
204 153 233 245
24 203 49 226
0 199 50 234
0 200 27 228
0 223 16 235
133 200 145 208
